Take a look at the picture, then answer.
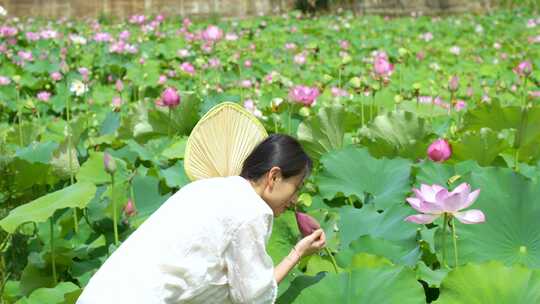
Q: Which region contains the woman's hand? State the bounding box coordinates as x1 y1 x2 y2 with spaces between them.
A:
294 228 326 258
275 229 326 284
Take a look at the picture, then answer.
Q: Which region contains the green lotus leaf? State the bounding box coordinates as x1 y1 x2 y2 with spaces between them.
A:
454 167 540 267
359 110 432 160
435 262 540 304
0 182 96 233
17 282 80 304
285 265 425 303
451 129 509 166
297 105 346 161
317 147 412 209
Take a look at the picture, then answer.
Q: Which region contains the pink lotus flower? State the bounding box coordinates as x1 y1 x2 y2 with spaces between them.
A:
115 79 124 92
177 49 189 58
454 100 467 111
202 25 223 42
339 40 350 50
294 53 306 65
285 42 297 50
241 79 252 88
427 139 452 162
160 87 180 107
373 52 394 77
448 75 459 92
209 58 221 68
529 91 540 99
26 32 40 41
78 67 89 81
405 183 485 225
40 29 58 39
18 51 34 62
331 87 348 98
37 91 51 102
158 75 167 85
514 60 532 77
119 30 130 41
420 32 433 42
111 96 122 108
295 212 321 237
244 60 252 68
0 76 10 85
180 62 195 75
288 85 320 106
94 32 112 42
50 72 62 82
129 15 146 25
0 26 18 37
244 99 255 111
225 33 238 41
183 18 192 28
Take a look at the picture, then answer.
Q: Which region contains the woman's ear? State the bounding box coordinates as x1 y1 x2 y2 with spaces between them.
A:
267 166 282 189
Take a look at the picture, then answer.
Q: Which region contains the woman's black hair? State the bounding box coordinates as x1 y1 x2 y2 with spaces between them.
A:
240 134 312 181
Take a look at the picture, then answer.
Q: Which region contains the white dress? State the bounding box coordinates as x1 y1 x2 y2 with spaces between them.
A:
76 175 278 304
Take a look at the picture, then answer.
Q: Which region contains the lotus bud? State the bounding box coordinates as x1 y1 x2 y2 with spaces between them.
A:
427 139 452 162
295 212 321 237
123 199 137 217
448 75 459 92
103 152 117 174
161 87 180 107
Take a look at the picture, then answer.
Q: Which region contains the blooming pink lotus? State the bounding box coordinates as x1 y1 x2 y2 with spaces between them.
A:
373 52 394 77
427 139 452 162
295 212 321 237
514 60 532 77
202 25 223 42
160 87 180 107
288 85 320 106
180 62 195 75
405 183 485 225
37 91 51 102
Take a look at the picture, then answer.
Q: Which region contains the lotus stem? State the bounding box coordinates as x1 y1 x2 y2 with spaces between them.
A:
452 217 458 267
361 99 365 126
441 213 448 268
168 107 172 138
16 90 23 147
111 174 119 246
325 247 339 273
66 95 79 234
338 66 342 89
370 92 375 121
50 217 57 283
288 102 292 135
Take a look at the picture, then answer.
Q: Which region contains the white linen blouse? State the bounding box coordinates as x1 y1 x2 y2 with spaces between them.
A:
76 175 278 304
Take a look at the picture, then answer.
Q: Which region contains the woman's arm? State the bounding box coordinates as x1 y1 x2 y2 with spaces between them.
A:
274 229 326 284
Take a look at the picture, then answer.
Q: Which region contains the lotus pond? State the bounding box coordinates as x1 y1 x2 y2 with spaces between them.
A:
0 7 540 304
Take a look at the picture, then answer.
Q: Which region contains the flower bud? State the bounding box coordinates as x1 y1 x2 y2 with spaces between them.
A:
427 139 452 162
295 212 321 237
103 152 117 174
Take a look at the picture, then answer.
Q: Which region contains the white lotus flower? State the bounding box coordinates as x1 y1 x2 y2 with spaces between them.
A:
0 6 7 17
70 80 88 96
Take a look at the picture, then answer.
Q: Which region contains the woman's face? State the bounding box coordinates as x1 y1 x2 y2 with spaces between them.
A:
259 167 305 216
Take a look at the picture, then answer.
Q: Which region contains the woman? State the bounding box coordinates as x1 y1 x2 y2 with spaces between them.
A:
76 134 326 304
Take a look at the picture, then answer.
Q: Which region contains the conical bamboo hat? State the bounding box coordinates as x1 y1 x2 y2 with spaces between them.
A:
184 102 268 181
